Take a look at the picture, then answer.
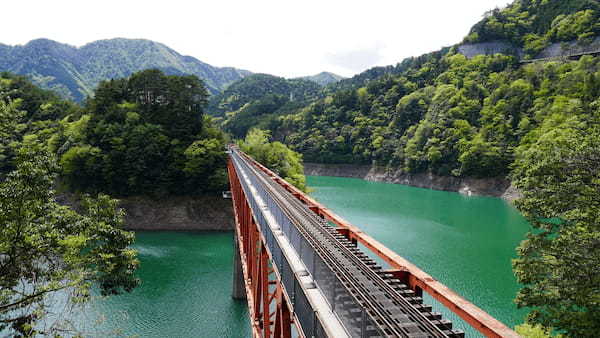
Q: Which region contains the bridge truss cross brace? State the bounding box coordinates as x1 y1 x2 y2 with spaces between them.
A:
229 159 294 338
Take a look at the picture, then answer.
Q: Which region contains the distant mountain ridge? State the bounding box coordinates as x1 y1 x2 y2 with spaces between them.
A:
0 38 251 101
207 73 322 117
298 72 345 86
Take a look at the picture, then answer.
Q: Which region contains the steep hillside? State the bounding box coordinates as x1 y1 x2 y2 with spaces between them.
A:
299 72 345 86
0 38 251 101
280 53 599 175
207 74 322 138
206 0 600 184
207 74 321 116
464 0 600 58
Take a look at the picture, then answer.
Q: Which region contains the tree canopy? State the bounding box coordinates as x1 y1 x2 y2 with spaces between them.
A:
512 117 600 337
57 69 229 197
239 129 307 192
0 145 139 336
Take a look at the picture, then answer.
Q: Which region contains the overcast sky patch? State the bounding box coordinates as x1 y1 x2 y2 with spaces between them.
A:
326 44 385 74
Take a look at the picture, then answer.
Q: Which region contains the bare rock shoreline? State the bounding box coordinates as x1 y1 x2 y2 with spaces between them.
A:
57 193 234 231
304 163 522 201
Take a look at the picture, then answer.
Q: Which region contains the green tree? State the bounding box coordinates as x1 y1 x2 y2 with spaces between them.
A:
0 146 139 336
184 138 228 192
240 129 307 192
0 99 25 175
515 323 562 338
512 120 600 337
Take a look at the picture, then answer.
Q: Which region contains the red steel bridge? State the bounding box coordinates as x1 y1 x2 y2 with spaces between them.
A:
227 146 519 338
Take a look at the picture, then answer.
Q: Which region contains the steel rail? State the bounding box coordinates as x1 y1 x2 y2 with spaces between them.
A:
232 149 450 337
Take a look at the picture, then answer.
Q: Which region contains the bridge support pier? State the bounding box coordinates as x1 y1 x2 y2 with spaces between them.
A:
232 231 246 300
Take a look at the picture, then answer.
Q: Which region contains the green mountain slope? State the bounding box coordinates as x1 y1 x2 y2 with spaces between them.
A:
0 38 251 101
206 74 322 138
299 72 345 86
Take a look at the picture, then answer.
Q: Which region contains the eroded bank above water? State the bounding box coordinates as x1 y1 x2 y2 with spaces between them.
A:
58 194 234 231
304 163 522 201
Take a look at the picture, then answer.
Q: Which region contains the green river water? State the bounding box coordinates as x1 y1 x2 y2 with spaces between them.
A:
80 175 529 337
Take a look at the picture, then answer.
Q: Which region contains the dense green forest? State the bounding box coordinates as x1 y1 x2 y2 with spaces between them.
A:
465 0 600 57
207 74 323 139
53 69 234 197
281 54 600 178
0 0 598 335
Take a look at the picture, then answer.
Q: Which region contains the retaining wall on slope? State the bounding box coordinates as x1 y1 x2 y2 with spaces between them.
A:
457 37 600 60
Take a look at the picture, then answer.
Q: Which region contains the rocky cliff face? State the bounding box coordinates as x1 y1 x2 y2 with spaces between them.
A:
457 41 523 58
304 163 522 201
536 36 600 58
120 196 234 231
457 37 600 60
57 193 234 230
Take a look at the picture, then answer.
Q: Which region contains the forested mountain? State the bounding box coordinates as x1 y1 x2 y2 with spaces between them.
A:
206 74 322 138
212 0 600 181
299 72 345 86
281 54 599 176
207 74 321 116
464 0 600 58
0 38 251 101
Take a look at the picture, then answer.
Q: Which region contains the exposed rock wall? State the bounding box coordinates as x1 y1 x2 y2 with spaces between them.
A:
120 196 234 231
536 37 600 58
457 41 522 58
57 193 234 231
304 163 372 178
304 163 522 201
457 37 600 60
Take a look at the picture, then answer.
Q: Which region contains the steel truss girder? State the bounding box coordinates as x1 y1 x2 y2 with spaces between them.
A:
228 159 294 338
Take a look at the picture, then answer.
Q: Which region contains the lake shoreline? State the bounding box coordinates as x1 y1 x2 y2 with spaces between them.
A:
304 162 522 201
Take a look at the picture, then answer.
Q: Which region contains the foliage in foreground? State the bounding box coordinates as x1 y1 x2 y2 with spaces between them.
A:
515 323 562 338
0 147 139 336
512 117 600 337
0 72 78 176
239 128 307 192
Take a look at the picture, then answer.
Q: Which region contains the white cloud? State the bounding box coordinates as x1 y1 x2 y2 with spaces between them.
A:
0 0 511 77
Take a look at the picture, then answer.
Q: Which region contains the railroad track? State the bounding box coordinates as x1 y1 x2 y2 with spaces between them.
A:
231 149 464 338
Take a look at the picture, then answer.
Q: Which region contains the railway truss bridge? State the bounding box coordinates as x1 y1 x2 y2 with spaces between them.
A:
227 146 519 338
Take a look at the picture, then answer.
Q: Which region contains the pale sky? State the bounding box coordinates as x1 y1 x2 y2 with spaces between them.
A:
0 0 511 78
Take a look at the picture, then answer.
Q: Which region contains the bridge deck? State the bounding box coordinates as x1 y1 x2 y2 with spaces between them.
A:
230 147 472 337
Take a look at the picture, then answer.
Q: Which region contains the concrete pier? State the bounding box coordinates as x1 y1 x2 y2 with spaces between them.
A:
232 231 246 300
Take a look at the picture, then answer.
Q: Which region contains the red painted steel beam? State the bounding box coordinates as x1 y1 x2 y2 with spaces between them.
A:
228 159 296 338
238 151 519 338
